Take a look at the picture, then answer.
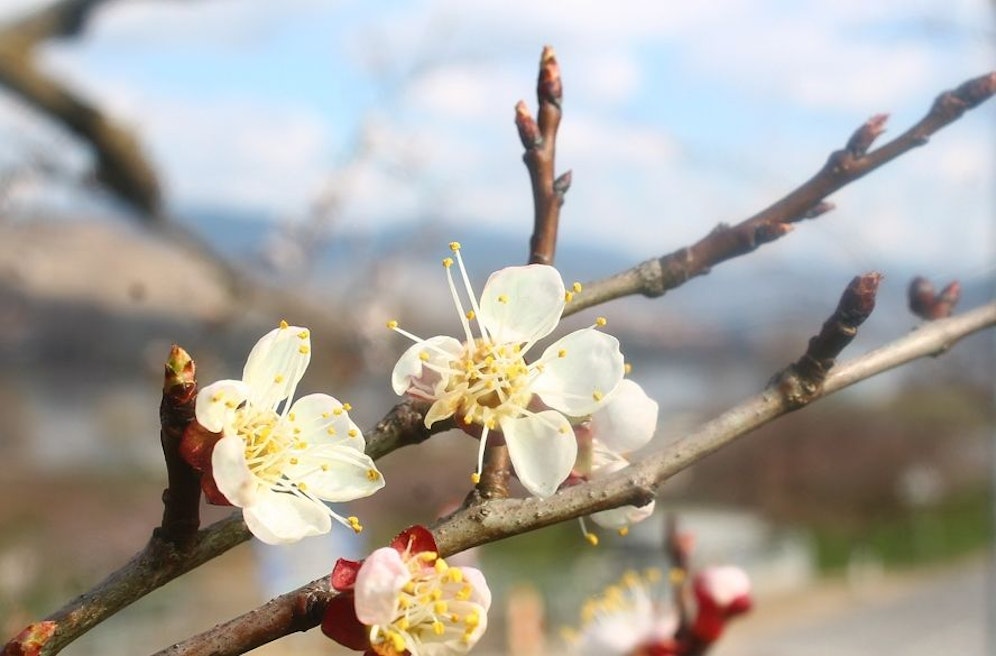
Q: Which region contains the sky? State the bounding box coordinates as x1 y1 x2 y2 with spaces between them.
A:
1 0 994 281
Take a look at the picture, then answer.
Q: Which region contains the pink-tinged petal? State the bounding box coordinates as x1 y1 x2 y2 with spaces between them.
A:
501 411 577 498
589 379 659 453
195 380 249 433
477 265 565 344
287 393 361 448
389 525 438 555
694 566 752 612
242 324 312 409
242 489 331 545
321 592 370 650
291 445 385 502
532 329 624 416
391 336 462 396
211 434 256 508
354 547 409 626
331 558 363 591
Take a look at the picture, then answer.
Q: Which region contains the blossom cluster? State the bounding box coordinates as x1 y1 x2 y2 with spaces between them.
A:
181 244 668 654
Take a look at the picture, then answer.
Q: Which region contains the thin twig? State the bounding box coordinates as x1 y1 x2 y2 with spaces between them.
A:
156 345 202 547
518 45 570 266
564 71 996 317
148 300 996 656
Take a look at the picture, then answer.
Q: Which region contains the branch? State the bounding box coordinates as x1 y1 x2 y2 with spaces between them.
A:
517 45 570 266
564 71 996 317
0 0 162 216
148 297 996 656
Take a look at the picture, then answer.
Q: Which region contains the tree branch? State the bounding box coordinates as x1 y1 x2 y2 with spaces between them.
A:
518 45 570 266
0 0 162 216
563 71 996 317
147 297 996 656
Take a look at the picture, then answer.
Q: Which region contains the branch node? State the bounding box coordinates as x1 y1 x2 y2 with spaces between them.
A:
846 113 889 157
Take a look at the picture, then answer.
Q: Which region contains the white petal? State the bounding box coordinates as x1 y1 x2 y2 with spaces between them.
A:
355 547 409 626
391 335 463 397
243 489 332 545
477 265 565 344
589 379 659 453
501 411 577 498
290 445 385 502
591 500 656 529
532 329 624 416
195 380 249 433
211 434 257 507
242 324 312 409
287 393 361 448
460 567 492 611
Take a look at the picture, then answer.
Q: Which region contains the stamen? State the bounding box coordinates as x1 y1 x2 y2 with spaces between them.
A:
279 320 289 329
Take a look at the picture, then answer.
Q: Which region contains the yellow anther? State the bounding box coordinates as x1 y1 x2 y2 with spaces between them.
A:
211 393 222 403
348 429 359 438
592 390 604 401
624 362 633 375
321 463 329 471
434 558 449 573
279 320 289 329
443 257 454 268
433 620 446 635
403 581 417 595
333 407 343 416
585 532 599 546
449 241 461 251
464 610 479 626
471 472 481 484
387 320 399 329
497 294 509 303
564 291 574 302
321 411 330 418
669 567 686 585
366 469 380 481
573 281 583 293
434 600 448 614
390 631 406 652
298 345 310 355
297 329 309 339
558 348 567 358
419 351 430 362
289 457 299 465
225 400 237 408
618 526 630 537
595 316 607 327
288 412 296 421
326 427 336 435
396 617 410 631
645 567 662 582
419 550 438 562
465 310 475 320
297 482 308 492
343 403 352 411
274 374 284 383
348 516 364 533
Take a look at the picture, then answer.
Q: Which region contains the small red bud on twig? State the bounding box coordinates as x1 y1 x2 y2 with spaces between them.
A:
846 113 889 157
515 100 541 149
909 276 961 320
537 45 562 107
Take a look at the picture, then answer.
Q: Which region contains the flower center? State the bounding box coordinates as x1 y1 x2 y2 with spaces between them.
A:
450 338 534 429
370 552 481 654
233 407 293 481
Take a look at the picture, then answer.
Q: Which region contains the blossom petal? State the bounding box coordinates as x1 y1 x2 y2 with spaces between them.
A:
589 379 659 453
287 393 362 448
241 324 312 409
501 411 577 498
477 265 565 344
532 329 624 416
211 434 256 507
195 380 249 433
321 593 370 650
289 445 385 502
391 335 463 396
591 500 656 530
243 489 332 545
460 567 492 611
355 547 409 626
419 600 489 655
